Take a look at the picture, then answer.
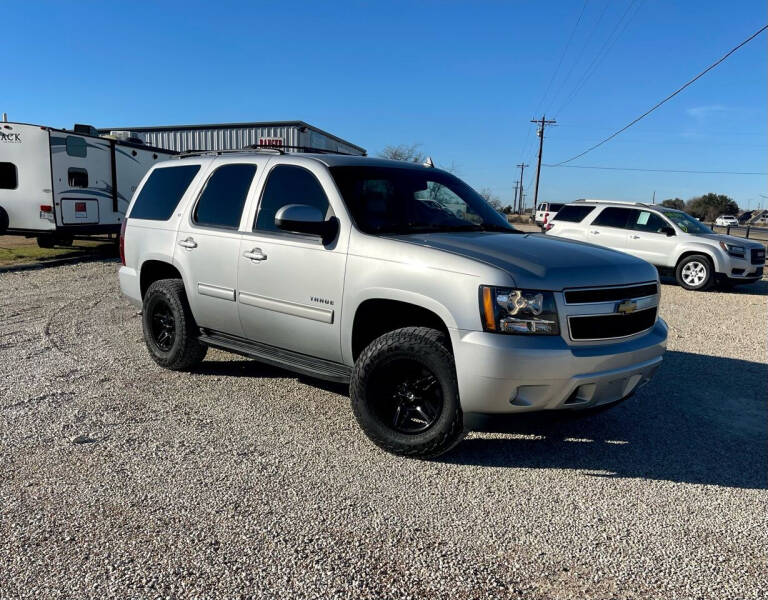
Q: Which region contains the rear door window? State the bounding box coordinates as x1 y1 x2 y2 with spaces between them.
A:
0 162 17 189
629 210 669 233
193 163 257 229
592 207 632 229
129 165 201 221
552 204 595 222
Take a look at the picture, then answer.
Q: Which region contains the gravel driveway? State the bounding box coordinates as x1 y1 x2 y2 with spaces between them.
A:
1 260 766 599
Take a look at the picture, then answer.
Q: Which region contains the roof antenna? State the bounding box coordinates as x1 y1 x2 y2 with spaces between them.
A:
423 156 434 168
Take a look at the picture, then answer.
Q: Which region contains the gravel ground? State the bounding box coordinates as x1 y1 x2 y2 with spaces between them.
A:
1 260 766 599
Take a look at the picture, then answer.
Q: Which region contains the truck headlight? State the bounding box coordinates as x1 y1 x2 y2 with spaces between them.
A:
719 241 745 258
479 286 559 335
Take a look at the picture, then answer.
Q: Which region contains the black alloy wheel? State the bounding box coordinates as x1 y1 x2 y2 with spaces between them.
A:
371 360 443 434
150 299 176 351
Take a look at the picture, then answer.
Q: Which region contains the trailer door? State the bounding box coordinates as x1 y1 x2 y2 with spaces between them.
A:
49 132 116 229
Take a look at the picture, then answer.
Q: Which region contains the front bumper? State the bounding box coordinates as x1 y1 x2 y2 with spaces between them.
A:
451 319 667 414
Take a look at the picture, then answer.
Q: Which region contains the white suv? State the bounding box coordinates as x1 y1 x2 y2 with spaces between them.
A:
714 215 739 227
546 200 765 290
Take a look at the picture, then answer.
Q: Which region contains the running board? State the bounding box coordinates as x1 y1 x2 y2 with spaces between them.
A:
198 329 352 384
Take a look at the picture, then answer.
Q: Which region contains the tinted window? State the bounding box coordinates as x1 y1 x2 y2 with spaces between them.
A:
629 210 669 233
256 165 330 232
592 207 632 228
66 136 87 158
553 204 595 222
194 163 257 229
0 162 17 189
68 168 88 188
129 165 200 221
549 203 565 211
330 166 516 235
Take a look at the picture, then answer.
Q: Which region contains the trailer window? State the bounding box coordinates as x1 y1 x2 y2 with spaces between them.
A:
68 168 88 188
129 165 201 221
0 162 17 189
66 136 87 158
193 163 257 229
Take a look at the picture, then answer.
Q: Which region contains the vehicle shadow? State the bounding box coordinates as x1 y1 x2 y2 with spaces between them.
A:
659 274 768 296
443 350 767 490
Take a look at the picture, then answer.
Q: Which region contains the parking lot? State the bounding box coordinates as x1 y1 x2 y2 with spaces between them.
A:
1 259 766 599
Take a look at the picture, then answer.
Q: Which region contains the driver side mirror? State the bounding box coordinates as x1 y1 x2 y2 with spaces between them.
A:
275 204 338 244
660 226 675 236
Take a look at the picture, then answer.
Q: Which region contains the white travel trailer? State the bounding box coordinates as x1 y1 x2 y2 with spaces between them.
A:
0 120 175 246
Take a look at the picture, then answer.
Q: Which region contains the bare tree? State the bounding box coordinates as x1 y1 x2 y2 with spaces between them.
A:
479 187 504 212
378 143 425 163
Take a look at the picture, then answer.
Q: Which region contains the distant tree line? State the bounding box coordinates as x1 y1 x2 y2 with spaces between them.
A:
661 193 740 222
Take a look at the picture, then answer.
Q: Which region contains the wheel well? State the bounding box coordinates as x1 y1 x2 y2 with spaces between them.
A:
676 251 714 270
140 260 182 298
351 299 451 360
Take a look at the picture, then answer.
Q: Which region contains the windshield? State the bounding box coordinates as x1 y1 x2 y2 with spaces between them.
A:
659 209 713 234
330 166 518 235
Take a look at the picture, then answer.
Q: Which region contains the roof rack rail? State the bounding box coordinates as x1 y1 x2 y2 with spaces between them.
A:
175 147 284 159
574 198 652 208
244 143 362 156
175 143 365 159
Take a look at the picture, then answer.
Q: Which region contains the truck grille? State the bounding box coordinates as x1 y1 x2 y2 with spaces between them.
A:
564 283 658 304
569 307 657 341
751 248 765 265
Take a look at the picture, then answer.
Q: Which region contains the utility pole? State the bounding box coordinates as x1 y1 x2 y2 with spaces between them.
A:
531 115 557 210
515 163 528 214
652 190 656 204
512 180 520 213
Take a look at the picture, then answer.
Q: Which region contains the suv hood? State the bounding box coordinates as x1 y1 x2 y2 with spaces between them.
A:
697 233 763 249
392 232 658 290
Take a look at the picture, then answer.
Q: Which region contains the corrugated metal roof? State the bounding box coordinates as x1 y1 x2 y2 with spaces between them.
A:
96 120 365 153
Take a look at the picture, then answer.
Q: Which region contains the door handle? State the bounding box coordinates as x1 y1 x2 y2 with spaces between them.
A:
243 248 268 262
630 234 640 239
589 230 600 235
178 237 197 249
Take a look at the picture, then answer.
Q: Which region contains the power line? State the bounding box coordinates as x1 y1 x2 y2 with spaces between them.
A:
536 0 588 114
545 0 613 115
550 24 768 166
554 0 644 117
544 164 767 175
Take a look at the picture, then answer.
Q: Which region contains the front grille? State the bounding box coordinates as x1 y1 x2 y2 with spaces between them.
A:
564 283 658 304
751 248 765 265
569 307 657 341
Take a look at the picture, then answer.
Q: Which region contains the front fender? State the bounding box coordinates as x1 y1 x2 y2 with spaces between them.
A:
673 243 726 273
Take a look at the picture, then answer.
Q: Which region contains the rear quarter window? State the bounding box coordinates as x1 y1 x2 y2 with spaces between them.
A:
129 165 201 221
552 204 595 222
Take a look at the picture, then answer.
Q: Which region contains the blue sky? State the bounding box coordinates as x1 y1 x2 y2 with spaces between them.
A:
2 1 765 209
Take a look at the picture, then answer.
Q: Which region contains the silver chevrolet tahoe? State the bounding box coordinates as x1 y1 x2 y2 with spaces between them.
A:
119 151 667 458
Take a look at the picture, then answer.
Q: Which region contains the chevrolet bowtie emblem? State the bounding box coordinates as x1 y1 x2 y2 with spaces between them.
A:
617 300 638 314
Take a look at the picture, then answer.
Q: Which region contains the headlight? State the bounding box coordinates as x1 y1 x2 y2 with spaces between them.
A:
719 241 745 258
479 286 560 335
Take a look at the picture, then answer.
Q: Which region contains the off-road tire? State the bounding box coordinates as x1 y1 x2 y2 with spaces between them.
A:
36 235 55 249
675 254 713 291
350 327 465 458
142 279 207 370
